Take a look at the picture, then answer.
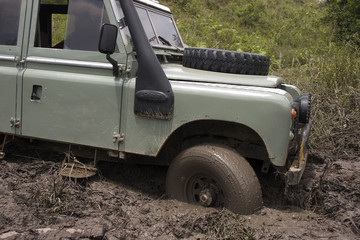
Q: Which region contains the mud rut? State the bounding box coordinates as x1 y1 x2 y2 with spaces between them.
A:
0 141 359 240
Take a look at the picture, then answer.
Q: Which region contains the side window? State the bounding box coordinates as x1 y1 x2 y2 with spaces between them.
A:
65 0 110 51
0 0 22 46
34 0 68 48
35 0 110 51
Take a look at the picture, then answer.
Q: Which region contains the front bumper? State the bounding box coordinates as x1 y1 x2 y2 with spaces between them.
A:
285 119 312 185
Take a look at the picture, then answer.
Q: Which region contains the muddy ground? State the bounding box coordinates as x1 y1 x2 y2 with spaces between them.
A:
0 139 359 240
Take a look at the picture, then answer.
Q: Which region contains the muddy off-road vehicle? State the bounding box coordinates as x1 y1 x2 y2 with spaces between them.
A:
0 0 311 214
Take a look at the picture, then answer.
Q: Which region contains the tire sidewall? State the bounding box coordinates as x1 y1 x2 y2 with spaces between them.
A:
166 144 262 213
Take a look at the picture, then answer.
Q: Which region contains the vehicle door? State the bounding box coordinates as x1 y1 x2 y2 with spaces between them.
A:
21 0 127 150
0 0 28 135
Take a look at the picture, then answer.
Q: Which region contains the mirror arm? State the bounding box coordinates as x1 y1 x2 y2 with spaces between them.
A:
106 54 119 77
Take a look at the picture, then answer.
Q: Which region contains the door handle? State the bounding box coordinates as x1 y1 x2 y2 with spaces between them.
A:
31 85 42 101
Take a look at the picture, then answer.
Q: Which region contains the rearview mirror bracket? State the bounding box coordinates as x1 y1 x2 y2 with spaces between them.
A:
98 24 119 77
106 54 119 77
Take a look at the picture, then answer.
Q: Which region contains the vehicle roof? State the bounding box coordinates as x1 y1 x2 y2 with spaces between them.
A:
134 0 171 13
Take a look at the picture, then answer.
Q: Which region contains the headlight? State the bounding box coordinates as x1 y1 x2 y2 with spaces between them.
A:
292 93 311 124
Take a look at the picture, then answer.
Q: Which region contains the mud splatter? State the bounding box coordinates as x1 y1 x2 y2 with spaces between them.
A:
0 141 358 239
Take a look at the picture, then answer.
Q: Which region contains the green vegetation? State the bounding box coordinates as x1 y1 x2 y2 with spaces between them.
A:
164 0 330 69
326 0 360 46
163 0 360 151
51 14 67 46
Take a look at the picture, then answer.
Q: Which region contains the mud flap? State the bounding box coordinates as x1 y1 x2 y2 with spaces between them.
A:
285 119 312 185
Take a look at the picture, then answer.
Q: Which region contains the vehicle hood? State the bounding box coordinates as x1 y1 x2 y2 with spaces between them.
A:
162 63 284 88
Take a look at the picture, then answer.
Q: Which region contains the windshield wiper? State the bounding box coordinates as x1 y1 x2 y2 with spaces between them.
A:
158 36 181 51
158 36 172 46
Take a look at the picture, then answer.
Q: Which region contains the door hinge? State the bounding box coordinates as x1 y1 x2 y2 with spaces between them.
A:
14 56 25 68
113 133 125 143
118 64 127 72
10 118 20 128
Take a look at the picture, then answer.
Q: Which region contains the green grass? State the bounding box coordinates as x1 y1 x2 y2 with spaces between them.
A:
274 42 360 150
164 0 331 70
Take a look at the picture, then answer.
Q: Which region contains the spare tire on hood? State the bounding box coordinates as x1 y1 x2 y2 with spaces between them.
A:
183 47 270 76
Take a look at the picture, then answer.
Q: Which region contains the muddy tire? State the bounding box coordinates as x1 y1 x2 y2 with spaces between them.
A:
183 47 270 75
166 144 263 214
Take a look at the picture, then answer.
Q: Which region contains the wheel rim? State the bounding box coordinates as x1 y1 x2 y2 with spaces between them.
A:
186 174 225 208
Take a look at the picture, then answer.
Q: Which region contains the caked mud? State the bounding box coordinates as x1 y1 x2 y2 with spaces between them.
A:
0 142 358 240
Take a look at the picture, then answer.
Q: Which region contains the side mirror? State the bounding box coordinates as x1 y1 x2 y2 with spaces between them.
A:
98 23 118 54
99 24 119 77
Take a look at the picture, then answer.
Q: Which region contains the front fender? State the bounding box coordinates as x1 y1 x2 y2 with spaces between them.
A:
120 79 294 166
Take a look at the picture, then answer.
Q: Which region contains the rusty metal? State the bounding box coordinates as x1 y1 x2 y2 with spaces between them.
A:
199 188 216 207
60 151 97 179
10 118 20 128
0 135 8 160
285 119 312 185
112 133 125 143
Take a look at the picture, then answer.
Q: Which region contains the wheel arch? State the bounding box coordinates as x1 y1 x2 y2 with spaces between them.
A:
157 119 269 165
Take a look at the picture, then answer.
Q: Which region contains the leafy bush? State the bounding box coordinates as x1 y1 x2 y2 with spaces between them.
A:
325 0 360 46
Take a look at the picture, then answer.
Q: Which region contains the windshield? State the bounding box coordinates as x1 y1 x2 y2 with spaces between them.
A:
111 0 183 49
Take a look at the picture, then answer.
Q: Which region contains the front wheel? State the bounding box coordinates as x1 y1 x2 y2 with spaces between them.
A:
166 144 263 214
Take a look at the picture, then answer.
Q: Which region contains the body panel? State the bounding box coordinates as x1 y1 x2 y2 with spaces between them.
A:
0 0 28 134
0 57 19 134
120 76 294 166
18 0 126 149
135 0 171 13
21 65 122 149
162 64 284 88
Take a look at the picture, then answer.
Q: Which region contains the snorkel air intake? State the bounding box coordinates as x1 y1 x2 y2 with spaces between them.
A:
119 0 174 120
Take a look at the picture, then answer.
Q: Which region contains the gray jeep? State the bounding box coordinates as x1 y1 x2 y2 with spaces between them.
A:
0 0 311 214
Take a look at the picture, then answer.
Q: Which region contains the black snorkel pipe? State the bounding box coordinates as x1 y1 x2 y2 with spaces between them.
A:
119 0 174 120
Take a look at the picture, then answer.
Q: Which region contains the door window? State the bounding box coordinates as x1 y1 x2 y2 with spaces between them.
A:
0 0 22 46
35 0 110 51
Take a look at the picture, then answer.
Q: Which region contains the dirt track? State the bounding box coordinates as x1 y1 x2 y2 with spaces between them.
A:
0 142 359 240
